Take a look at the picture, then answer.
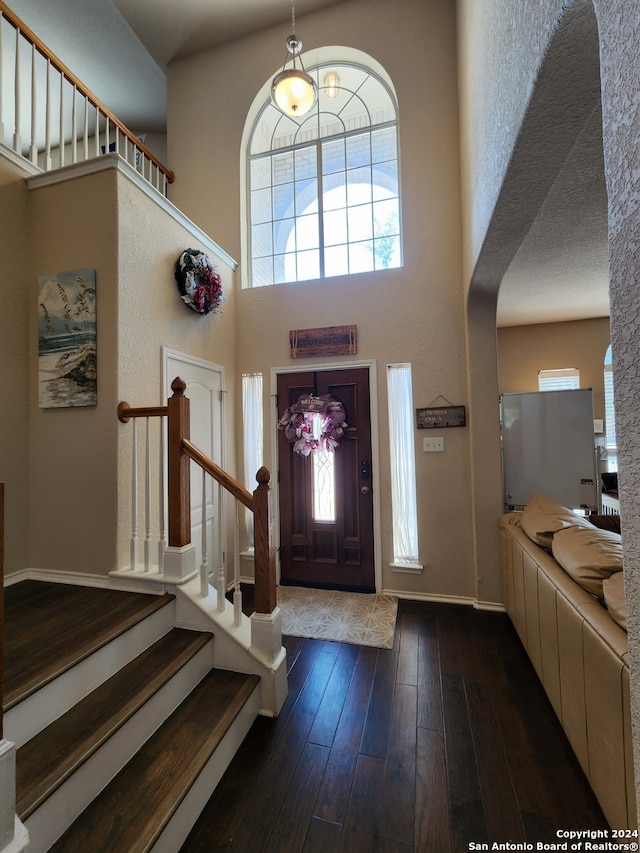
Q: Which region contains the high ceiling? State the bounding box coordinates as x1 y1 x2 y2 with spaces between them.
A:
6 0 610 328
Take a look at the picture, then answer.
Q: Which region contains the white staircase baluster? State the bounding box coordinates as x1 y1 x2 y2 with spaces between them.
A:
200 470 209 597
158 420 166 573
216 481 226 611
233 502 242 626
143 417 152 572
29 43 37 163
58 71 64 167
13 26 21 154
130 418 138 570
44 59 52 170
71 86 77 163
82 96 89 160
94 104 99 156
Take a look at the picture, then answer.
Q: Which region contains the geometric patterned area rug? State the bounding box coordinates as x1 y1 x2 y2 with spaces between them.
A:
277 585 398 649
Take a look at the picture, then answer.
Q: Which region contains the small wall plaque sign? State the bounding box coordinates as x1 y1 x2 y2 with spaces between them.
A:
416 405 466 429
290 324 357 358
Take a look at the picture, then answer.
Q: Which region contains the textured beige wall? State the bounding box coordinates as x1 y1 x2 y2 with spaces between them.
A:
168 0 480 600
598 0 640 814
497 317 611 420
0 159 31 574
25 163 238 575
457 0 640 818
115 173 237 572
27 169 120 575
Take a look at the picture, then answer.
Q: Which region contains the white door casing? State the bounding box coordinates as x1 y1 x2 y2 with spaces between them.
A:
163 348 225 580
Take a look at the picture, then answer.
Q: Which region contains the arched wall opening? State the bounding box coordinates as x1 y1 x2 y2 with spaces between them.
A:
464 0 605 601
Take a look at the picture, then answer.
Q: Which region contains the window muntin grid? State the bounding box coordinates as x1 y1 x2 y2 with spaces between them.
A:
248 62 401 286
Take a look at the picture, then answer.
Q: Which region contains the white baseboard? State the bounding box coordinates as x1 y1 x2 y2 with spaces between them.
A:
4 568 176 596
5 569 505 612
384 588 505 612
4 568 116 589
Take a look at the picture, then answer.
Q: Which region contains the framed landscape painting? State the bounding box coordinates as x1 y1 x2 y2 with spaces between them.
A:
38 268 97 408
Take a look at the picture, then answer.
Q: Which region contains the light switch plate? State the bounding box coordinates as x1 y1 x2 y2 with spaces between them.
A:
423 437 444 452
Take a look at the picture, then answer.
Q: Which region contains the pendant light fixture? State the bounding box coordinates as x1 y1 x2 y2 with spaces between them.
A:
271 0 318 117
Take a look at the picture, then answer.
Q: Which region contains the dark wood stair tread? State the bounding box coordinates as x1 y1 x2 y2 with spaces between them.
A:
4 581 175 709
49 669 261 853
16 627 213 820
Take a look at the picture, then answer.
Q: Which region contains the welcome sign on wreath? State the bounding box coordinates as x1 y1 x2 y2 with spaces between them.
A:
278 394 348 456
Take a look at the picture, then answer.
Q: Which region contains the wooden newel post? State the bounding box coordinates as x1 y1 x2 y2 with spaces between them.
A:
253 466 277 614
167 377 191 548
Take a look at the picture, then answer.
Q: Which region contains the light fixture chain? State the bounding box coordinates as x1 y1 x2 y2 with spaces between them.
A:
291 0 296 33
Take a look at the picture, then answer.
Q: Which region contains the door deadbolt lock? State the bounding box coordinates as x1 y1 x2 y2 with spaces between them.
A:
360 485 371 494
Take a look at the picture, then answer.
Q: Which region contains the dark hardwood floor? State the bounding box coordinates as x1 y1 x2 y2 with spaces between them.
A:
182 598 608 852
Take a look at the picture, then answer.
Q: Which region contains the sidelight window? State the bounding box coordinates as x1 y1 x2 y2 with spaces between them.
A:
387 363 420 568
242 373 264 548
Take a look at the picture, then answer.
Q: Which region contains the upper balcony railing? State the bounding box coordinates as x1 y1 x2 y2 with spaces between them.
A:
0 1 174 194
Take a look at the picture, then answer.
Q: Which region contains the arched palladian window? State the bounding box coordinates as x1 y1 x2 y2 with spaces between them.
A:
247 59 401 286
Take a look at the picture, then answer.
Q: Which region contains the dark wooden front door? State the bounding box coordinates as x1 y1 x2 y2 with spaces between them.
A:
277 367 375 591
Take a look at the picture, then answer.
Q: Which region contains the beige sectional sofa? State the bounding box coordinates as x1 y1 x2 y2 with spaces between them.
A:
499 494 635 830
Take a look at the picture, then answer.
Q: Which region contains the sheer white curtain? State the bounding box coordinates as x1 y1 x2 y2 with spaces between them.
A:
242 373 263 549
387 363 419 564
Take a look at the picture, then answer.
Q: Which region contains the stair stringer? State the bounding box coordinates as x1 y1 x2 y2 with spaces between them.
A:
171 578 288 718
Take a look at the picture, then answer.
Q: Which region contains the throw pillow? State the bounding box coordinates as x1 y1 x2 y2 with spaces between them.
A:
552 525 623 599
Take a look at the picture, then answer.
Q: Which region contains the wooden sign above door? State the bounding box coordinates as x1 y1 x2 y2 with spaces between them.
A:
289 325 357 358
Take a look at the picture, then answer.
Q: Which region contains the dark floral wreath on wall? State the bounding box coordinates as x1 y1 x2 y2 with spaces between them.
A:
278 394 348 457
174 248 224 315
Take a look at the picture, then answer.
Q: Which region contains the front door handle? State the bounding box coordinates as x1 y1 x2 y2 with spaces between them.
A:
360 485 371 494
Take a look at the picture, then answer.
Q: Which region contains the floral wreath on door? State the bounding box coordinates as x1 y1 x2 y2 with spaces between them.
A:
278 394 347 457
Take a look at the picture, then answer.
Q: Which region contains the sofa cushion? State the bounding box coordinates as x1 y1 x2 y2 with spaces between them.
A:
603 572 627 631
552 524 623 599
520 493 593 550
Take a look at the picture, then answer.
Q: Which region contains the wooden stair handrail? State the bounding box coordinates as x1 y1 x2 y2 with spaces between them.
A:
117 378 277 614
182 439 254 511
0 0 175 184
117 402 168 423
